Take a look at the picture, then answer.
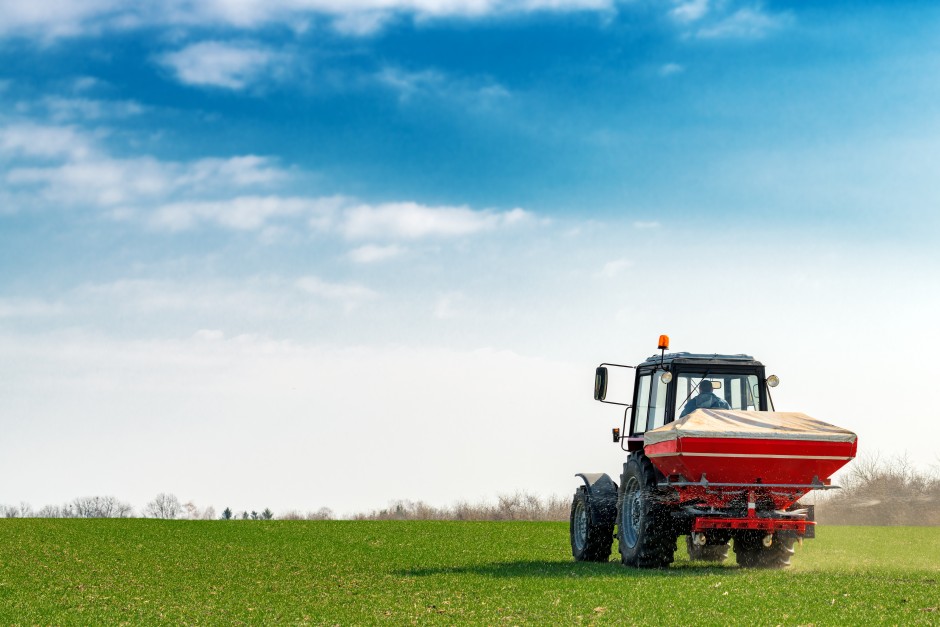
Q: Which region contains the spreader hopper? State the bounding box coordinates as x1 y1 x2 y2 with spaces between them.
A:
645 409 857 487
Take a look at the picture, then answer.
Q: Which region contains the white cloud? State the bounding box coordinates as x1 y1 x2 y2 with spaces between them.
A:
659 63 684 77
0 123 94 160
149 196 328 231
376 67 444 99
0 123 536 246
376 66 511 107
670 0 709 23
159 41 284 90
175 156 287 189
1 124 288 208
295 276 377 305
9 155 283 207
331 10 392 35
633 220 660 229
0 0 621 41
348 244 406 263
0 0 121 39
40 97 145 122
341 203 530 240
146 194 534 242
695 6 791 39
9 157 173 206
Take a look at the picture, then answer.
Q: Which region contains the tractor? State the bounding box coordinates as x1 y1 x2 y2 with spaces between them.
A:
570 335 857 568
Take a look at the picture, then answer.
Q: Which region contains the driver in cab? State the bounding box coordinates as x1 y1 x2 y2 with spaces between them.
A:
679 380 731 417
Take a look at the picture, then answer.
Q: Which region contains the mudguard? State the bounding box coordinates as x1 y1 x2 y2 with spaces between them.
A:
575 473 618 498
574 473 619 528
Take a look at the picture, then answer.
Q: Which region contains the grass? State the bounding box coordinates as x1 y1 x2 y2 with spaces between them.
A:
0 520 938 625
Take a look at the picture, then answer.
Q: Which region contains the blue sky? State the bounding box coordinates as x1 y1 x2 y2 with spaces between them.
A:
1 0 939 515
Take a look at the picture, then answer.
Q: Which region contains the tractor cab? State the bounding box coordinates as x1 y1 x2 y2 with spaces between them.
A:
594 338 779 452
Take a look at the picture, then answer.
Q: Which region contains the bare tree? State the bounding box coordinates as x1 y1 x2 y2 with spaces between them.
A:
145 493 182 519
72 496 133 518
201 505 216 520
818 454 940 525
183 501 199 520
307 507 334 520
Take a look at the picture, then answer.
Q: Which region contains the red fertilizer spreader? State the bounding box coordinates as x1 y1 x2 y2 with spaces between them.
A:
644 409 857 536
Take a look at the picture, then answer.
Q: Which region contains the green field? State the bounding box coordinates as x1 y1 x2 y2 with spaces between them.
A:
1 520 937 625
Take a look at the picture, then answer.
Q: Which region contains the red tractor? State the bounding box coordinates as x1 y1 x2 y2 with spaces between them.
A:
571 336 857 568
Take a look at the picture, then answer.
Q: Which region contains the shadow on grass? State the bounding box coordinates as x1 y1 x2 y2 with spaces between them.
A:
398 560 742 579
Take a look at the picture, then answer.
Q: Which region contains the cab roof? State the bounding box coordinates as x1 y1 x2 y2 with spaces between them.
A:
639 352 764 368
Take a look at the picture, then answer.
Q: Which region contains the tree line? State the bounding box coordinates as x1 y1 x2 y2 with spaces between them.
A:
0 493 334 521
3 456 937 524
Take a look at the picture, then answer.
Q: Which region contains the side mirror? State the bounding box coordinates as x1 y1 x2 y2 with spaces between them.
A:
594 367 608 401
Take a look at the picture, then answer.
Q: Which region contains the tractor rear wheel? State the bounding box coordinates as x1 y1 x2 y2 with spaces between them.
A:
570 486 615 561
686 536 730 562
733 533 796 568
617 453 676 568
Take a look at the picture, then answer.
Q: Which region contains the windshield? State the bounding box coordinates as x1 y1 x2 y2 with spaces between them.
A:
675 372 761 418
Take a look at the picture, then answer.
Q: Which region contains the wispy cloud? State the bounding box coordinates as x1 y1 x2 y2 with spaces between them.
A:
144 193 533 243
159 41 286 90
0 120 537 250
331 10 391 36
692 5 792 40
149 196 330 231
1 123 287 209
341 203 530 240
659 63 684 77
0 0 622 41
0 123 94 160
295 276 377 308
376 66 511 108
348 244 406 264
666 1 791 40
39 96 146 122
670 0 709 23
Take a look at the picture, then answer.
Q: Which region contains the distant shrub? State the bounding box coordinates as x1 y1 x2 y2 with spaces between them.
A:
306 508 334 521
817 455 940 526
353 492 569 522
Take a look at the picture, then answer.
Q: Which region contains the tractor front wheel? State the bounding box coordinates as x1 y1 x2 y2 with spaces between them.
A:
733 532 796 568
617 454 676 568
570 487 614 562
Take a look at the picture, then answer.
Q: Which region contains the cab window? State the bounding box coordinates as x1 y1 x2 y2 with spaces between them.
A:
648 369 668 430
632 373 651 434
675 372 761 417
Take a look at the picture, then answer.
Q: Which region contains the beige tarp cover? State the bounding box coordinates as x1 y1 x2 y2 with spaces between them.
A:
644 410 857 446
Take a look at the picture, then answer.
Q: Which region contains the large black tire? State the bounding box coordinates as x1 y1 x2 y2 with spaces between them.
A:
686 536 730 562
570 486 615 562
617 453 676 568
733 533 796 568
